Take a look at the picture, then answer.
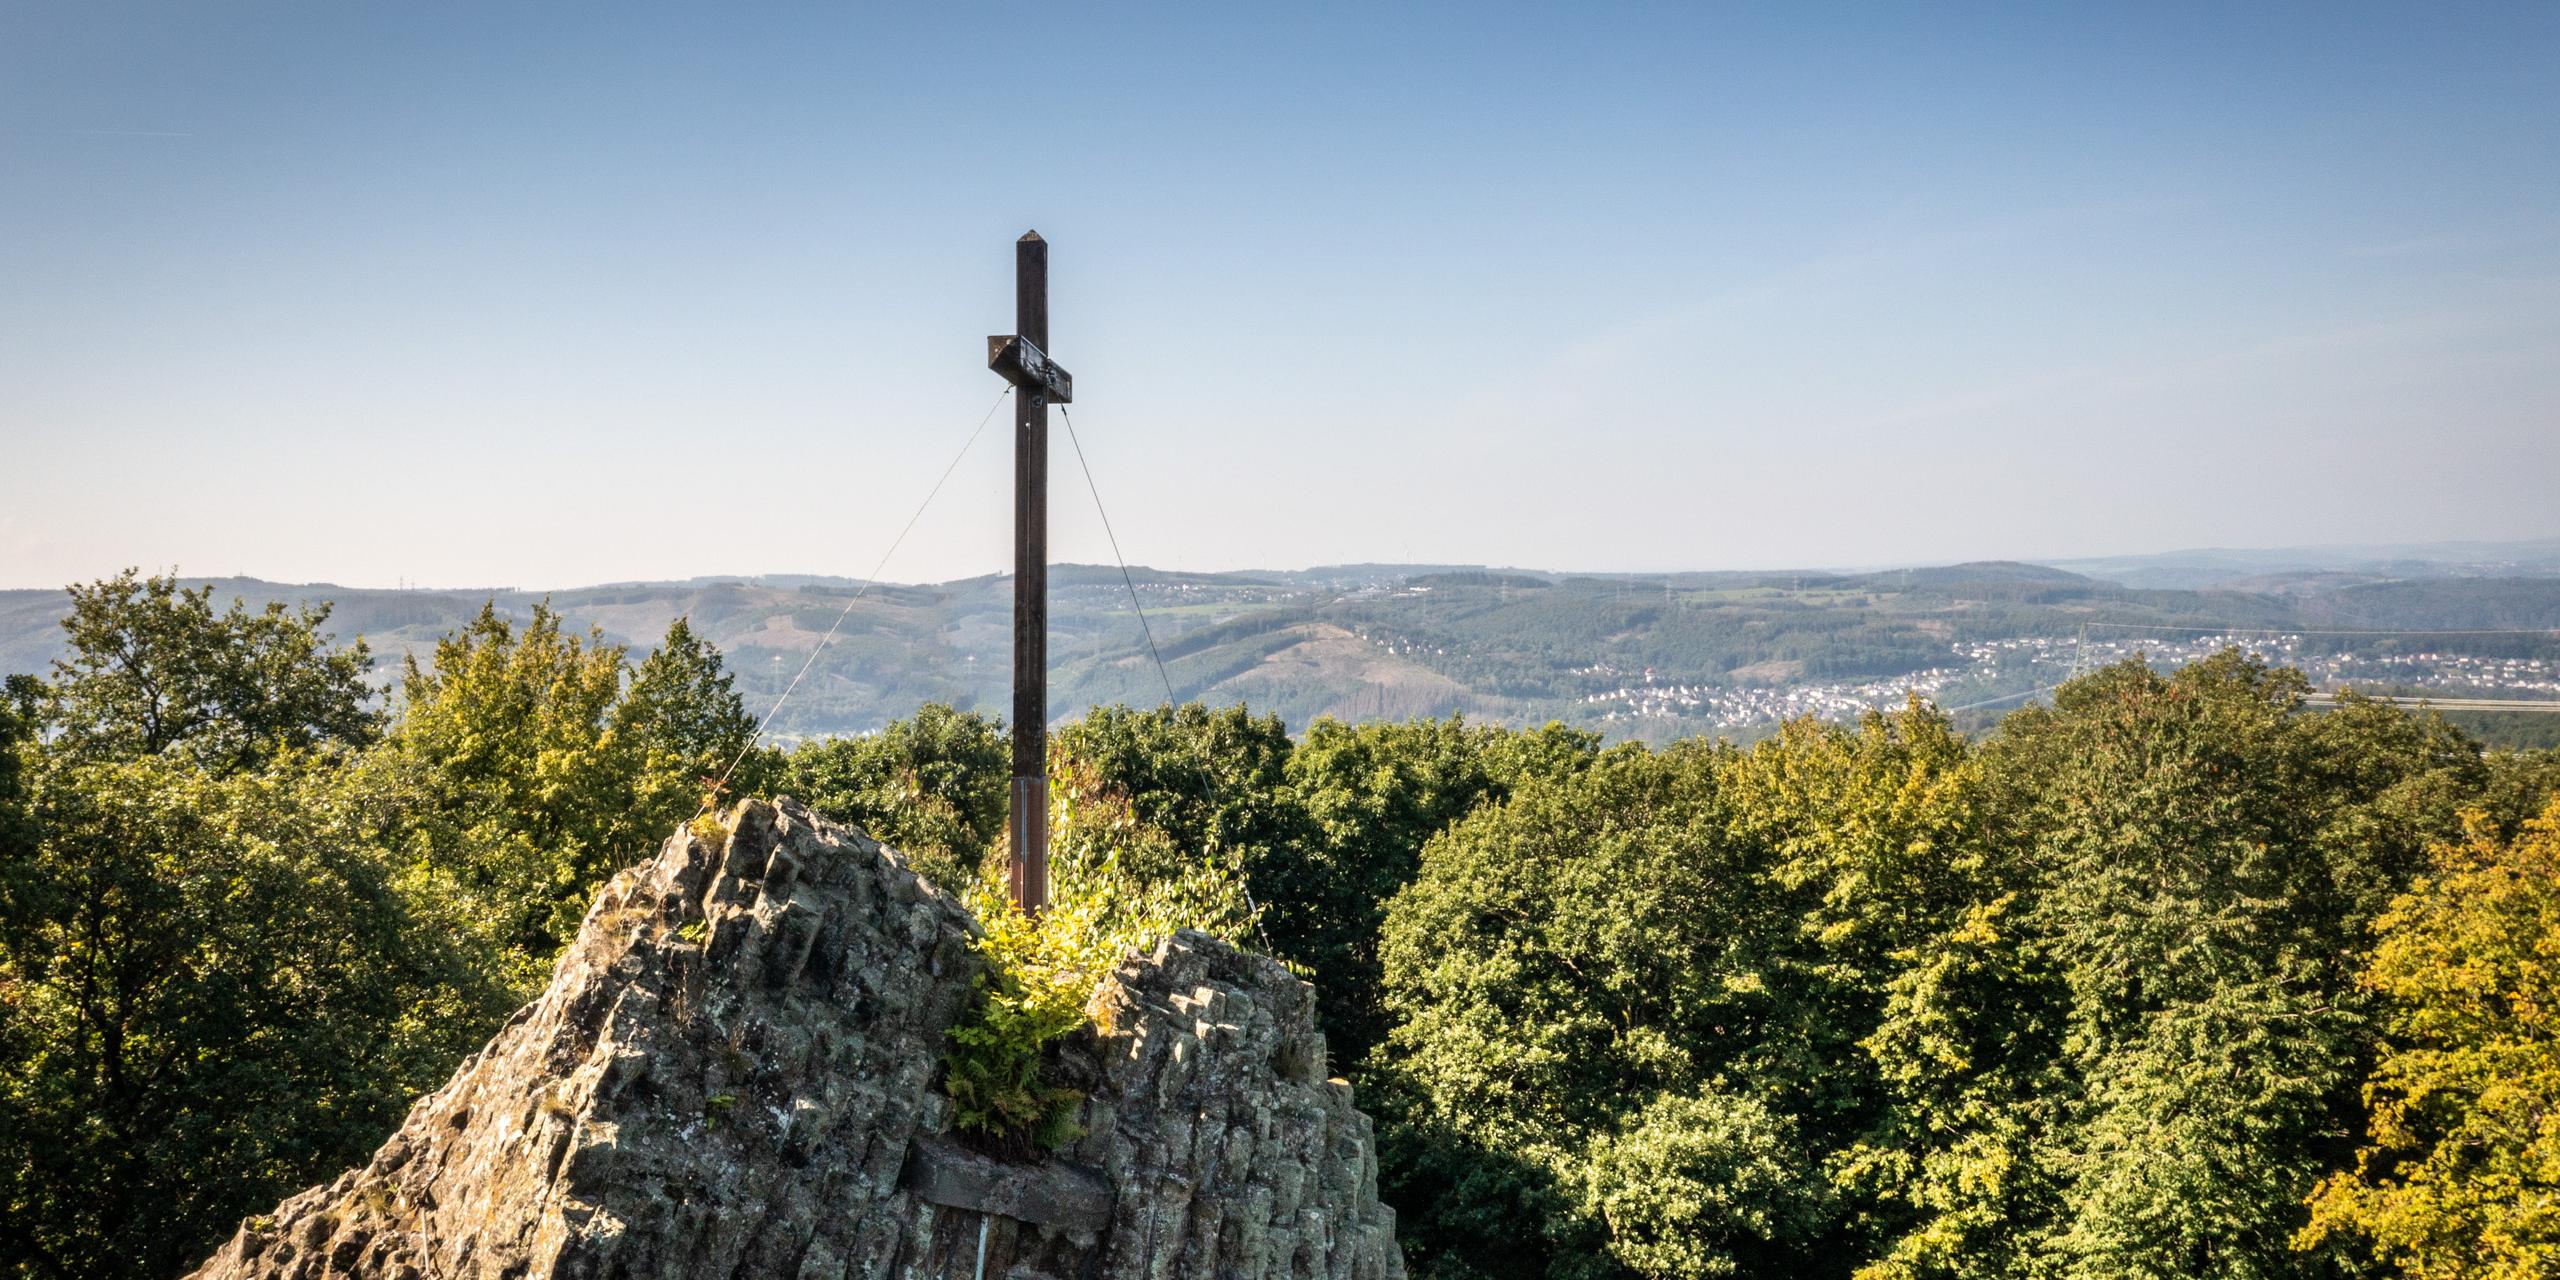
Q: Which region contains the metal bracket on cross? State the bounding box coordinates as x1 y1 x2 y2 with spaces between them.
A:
987 335 1073 403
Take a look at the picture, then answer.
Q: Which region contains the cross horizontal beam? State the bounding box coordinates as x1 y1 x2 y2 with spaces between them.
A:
987 335 1073 403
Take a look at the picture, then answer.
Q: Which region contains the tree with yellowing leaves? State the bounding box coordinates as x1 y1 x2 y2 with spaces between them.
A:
2302 796 2560 1280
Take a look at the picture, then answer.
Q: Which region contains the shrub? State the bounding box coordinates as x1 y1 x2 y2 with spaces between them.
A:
941 755 1262 1155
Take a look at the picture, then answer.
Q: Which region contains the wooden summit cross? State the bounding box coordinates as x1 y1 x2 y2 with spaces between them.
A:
988 231 1072 913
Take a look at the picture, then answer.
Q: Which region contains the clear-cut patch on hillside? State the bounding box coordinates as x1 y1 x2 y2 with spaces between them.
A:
187 798 1406 1280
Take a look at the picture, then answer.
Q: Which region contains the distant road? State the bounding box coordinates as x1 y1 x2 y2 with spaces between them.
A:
2305 693 2560 713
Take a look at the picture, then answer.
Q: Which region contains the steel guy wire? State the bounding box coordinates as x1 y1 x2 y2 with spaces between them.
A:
1056 402 1276 957
698 385 1012 811
1057 403 1179 708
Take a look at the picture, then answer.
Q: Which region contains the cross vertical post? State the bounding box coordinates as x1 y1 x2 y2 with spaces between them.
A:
988 230 1073 913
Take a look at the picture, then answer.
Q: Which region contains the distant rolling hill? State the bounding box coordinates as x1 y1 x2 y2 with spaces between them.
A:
6 551 2559 744
2041 537 2560 590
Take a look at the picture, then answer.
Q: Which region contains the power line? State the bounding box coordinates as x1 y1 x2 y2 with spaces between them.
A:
1058 403 1179 708
701 386 1012 803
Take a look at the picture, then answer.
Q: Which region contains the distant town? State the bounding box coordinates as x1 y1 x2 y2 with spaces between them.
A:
1577 632 2560 730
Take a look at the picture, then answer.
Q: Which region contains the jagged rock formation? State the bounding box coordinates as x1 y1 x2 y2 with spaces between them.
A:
189 798 1404 1280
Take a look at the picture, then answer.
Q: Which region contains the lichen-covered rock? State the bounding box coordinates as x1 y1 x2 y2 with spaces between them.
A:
1075 933 1404 1279
187 798 1404 1280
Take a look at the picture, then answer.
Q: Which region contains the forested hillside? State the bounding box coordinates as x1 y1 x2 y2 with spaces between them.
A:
5 557 2555 747
5 571 2560 1279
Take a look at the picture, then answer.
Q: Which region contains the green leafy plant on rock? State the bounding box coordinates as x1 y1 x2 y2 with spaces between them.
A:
941 754 1263 1157
941 955 1091 1154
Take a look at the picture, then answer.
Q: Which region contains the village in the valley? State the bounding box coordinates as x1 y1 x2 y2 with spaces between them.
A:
1576 632 2560 729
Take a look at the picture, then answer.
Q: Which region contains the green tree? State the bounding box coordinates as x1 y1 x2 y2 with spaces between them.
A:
779 702 1010 890
1719 704 2061 1280
0 583 768 1280
2478 747 2560 837
375 606 754 972
1581 1090 1828 1280
0 755 477 1280
1844 883 2061 1280
41 569 379 774
1981 655 2483 1280
2301 797 2560 1280
1372 740 1838 1280
1366 663 2509 1280
373 602 631 968
0 678 34 859
617 615 760 819
1053 703 1303 878
1281 716 1599 1064
0 574 504 1280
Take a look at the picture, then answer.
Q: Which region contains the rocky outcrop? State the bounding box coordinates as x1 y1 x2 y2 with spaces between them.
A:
188 798 1404 1280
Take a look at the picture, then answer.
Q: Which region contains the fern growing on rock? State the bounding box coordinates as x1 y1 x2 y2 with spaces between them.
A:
942 754 1264 1155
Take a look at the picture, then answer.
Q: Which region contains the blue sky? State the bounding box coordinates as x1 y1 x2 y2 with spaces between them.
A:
3 3 2555 588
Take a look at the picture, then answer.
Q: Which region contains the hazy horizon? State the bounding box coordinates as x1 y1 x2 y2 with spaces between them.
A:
10 531 2560 596
7 4 2558 591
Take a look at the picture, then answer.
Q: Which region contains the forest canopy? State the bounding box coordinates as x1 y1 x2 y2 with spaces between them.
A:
3 570 2557 1280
